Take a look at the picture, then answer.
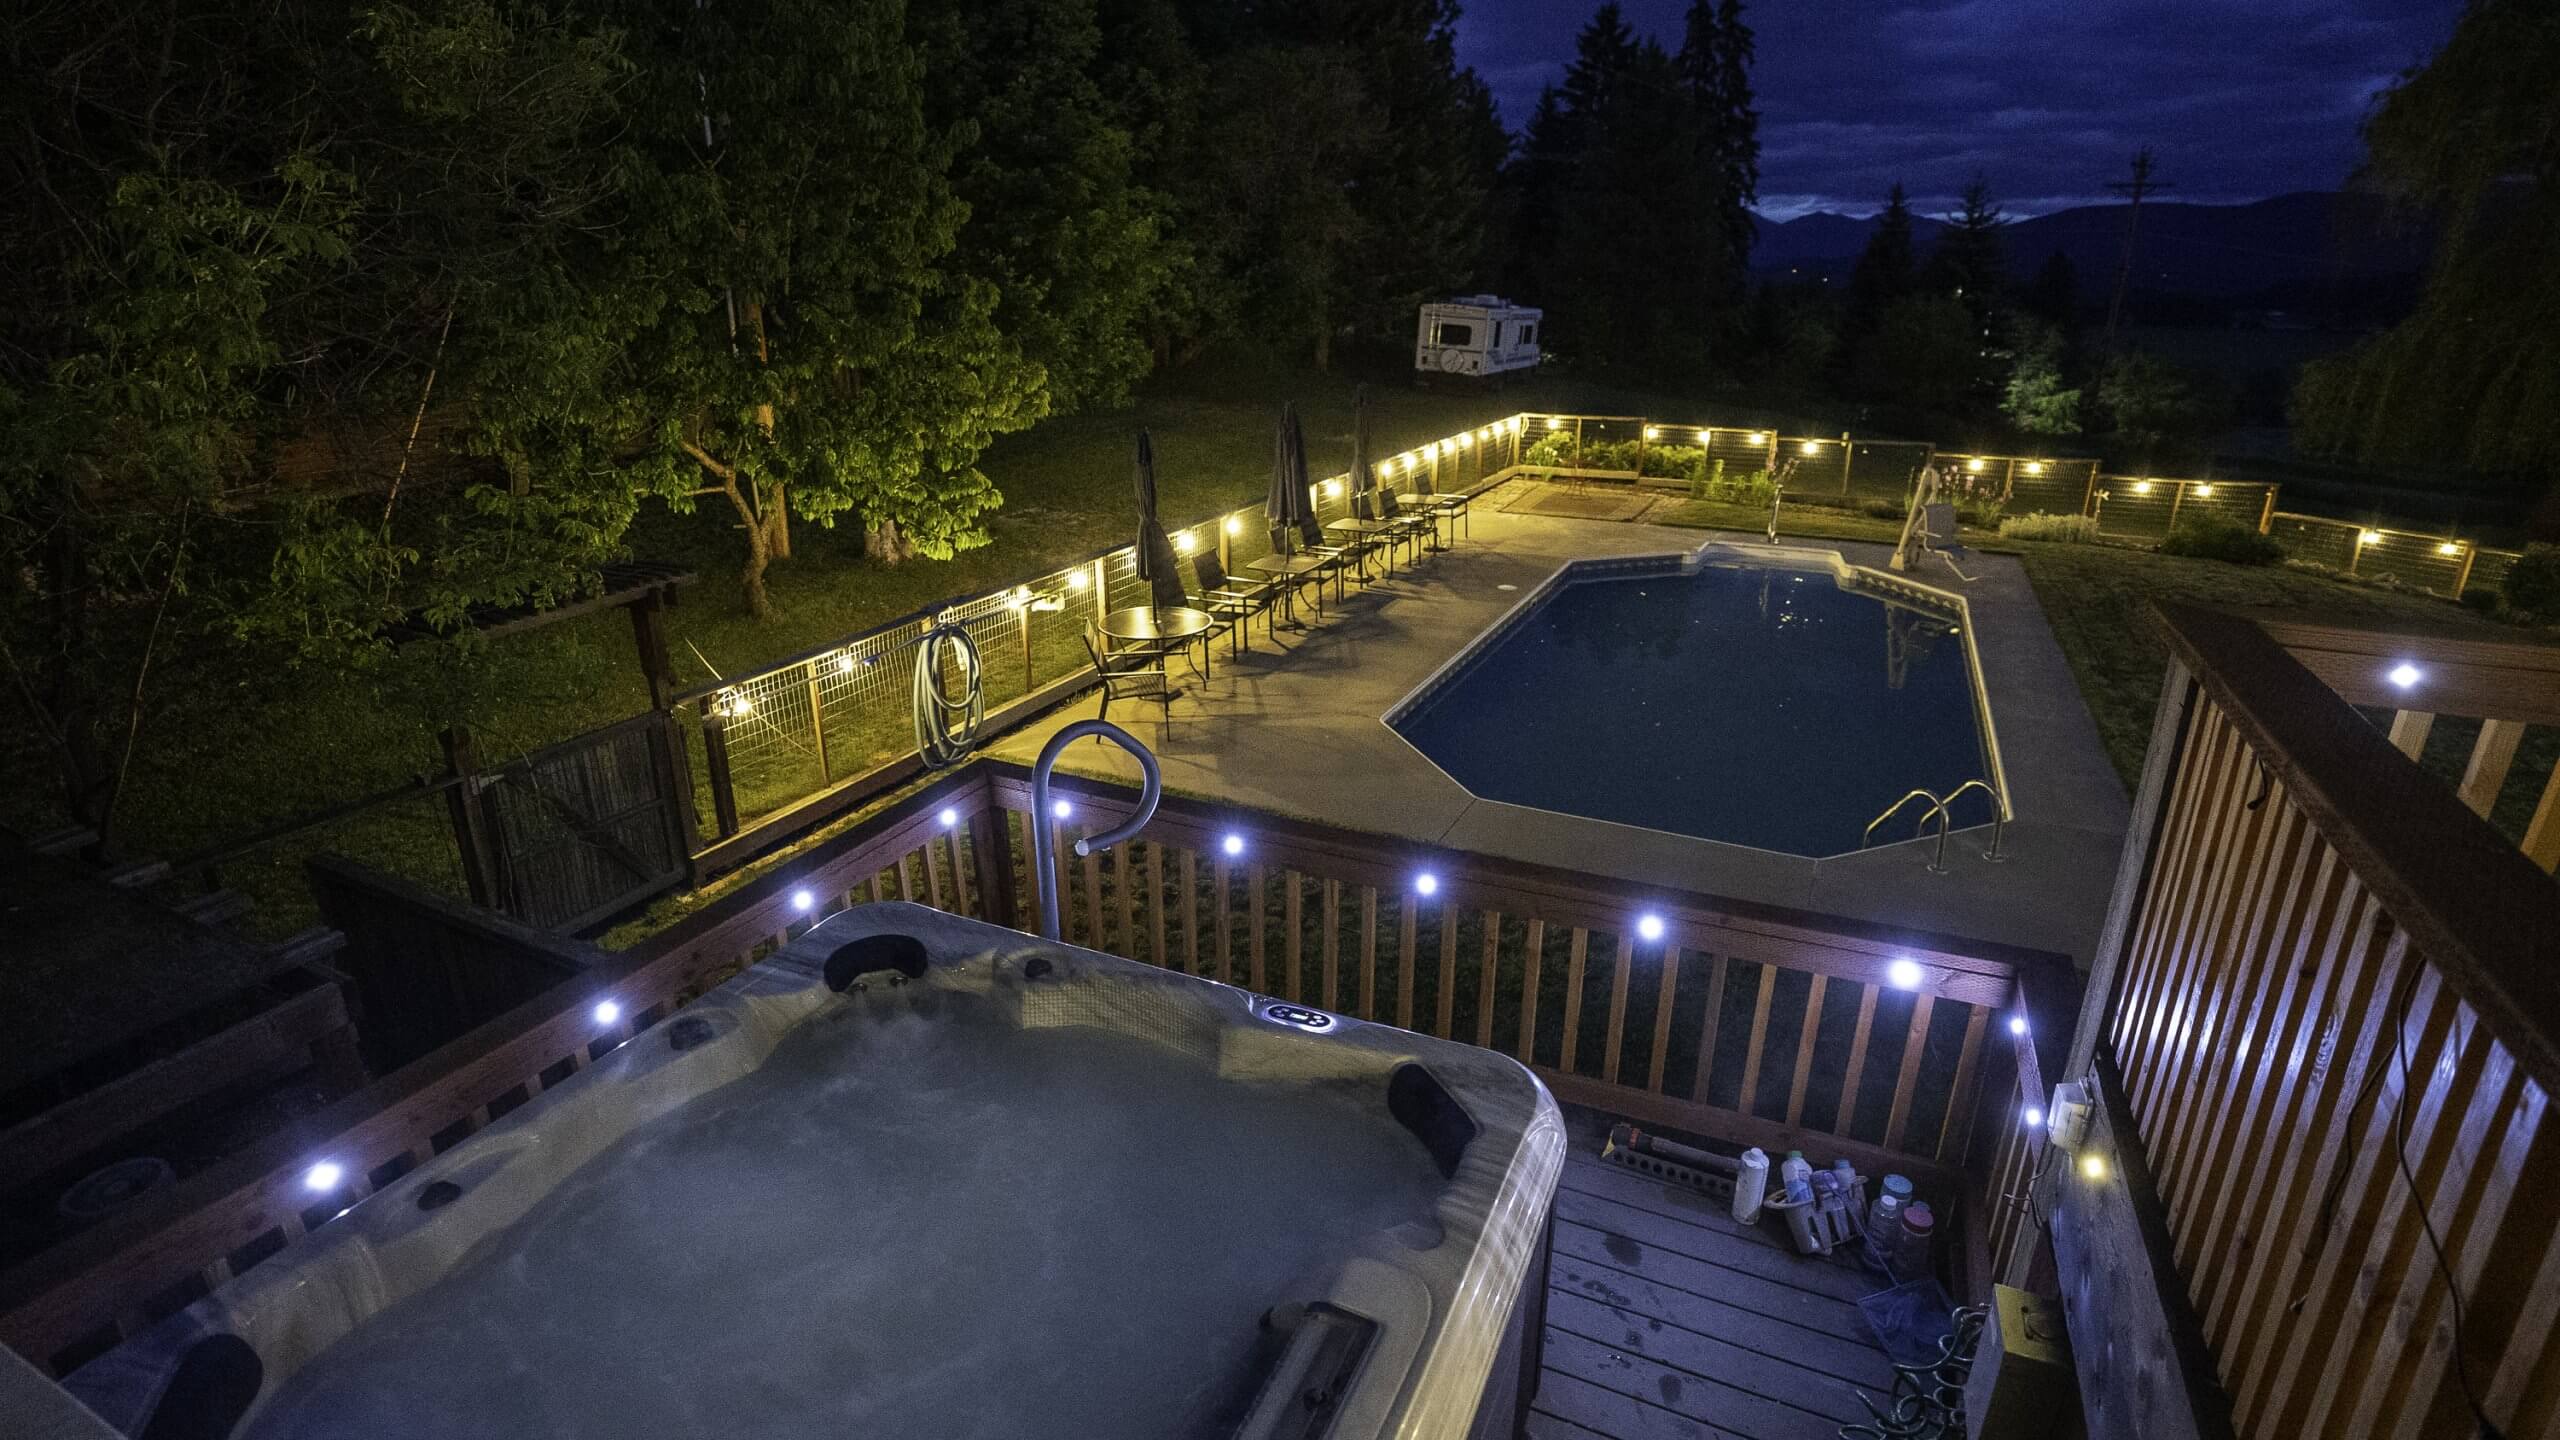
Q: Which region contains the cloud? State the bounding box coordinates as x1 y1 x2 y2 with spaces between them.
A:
1453 0 2465 215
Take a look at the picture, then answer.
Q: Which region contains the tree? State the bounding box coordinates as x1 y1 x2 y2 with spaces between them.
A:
1844 184 1919 341
1927 175 2007 325
2002 324 2084 436
2096 351 2223 472
1855 293 1985 415
2294 0 2560 490
2025 249 2080 327
1677 0 1761 289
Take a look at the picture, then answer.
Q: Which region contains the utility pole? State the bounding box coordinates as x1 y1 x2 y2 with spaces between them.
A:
2101 148 2172 353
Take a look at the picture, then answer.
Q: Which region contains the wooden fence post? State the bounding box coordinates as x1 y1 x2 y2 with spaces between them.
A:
803 658 830 782
1839 432 1855 498
700 704 741 838
969 804 1021 929
439 725 499 908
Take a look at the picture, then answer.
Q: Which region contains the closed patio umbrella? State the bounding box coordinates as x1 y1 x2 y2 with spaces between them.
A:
1133 430 1184 609
1268 403 1318 550
1349 383 1376 507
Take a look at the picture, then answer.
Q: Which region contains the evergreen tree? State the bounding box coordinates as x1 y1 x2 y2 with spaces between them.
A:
1928 175 2007 325
1844 184 1918 340
1677 0 1760 282
2025 249 2080 327
2002 323 2083 436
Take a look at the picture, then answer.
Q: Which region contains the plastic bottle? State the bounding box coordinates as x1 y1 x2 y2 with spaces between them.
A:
1868 1173 1913 1236
1780 1150 1813 1206
1900 1202 1936 1274
1732 1148 1769 1225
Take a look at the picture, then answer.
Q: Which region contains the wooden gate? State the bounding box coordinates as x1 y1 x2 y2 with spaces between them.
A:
449 714 694 931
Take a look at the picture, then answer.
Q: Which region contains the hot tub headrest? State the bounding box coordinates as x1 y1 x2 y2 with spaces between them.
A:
824 933 930 991
1387 1063 1479 1180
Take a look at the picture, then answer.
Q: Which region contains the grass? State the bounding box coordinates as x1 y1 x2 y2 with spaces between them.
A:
54 351 1695 932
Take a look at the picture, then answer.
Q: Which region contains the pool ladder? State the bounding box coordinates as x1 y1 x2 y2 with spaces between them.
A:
1861 780 2007 874
1029 720 1162 941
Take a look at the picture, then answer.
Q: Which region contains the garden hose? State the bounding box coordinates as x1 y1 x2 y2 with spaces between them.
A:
1838 1304 1987 1440
911 617 984 769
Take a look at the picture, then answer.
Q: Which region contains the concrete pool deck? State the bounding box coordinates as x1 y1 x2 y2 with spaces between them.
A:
992 487 2133 968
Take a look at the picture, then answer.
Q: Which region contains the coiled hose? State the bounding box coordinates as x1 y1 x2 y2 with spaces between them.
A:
911 617 984 769
1840 1304 1986 1439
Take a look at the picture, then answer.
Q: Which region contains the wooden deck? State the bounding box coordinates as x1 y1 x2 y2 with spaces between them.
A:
1529 1114 1897 1440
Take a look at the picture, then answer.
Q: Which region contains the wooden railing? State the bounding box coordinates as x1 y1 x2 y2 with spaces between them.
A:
2062 604 2560 1440
2 756 2047 1376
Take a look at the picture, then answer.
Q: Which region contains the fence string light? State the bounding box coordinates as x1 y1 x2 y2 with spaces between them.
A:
1966 458 1984 473
1800 440 1821 456
2131 480 2154 495
2025 461 2046 475
2359 530 2384 546
1224 516 1242 536
2437 540 2460 556
2193 483 2214 498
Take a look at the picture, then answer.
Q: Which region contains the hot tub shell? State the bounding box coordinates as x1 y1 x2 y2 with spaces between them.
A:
64 903 1565 1439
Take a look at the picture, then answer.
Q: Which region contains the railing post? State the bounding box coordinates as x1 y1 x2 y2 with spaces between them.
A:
699 703 741 839
439 724 499 907
1839 431 1853 498
968 801 1022 929
803 658 830 782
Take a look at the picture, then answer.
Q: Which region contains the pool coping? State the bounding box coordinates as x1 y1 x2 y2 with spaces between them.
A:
1378 539 2013 859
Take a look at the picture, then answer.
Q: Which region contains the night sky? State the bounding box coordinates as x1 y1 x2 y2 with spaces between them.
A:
1454 0 2466 220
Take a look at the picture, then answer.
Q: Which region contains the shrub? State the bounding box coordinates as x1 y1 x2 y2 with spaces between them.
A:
1523 431 1576 468
2460 587 2503 614
2501 543 2560 617
2162 512 2283 566
1861 498 1905 521
1998 511 2100 544
1643 443 1705 481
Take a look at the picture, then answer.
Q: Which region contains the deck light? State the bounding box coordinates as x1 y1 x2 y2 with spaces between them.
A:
1745 431 1765 445
1887 957 1923 990
2131 480 2153 495
2079 1153 2109 1182
791 888 814 913
1066 568 1088 591
304 1161 344 1193
1644 426 1661 441
1800 440 1820 456
1221 832 1245 858
938 806 960 828
1546 417 1565 431
1966 458 1984 473
1173 532 1194 554
593 999 622 1026
1635 913 1665 942
1325 480 1343 498
2025 461 2045 475
2359 530 2383 546
2437 541 2459 556
1051 798 1073 820
2388 662 2423 690
2193 483 2214 498
2008 1014 2028 1037
2022 1105 2044 1129
1414 871 1440 896
1225 517 1242 536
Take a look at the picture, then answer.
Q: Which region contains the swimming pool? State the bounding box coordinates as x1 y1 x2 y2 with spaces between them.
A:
67 904 1563 1439
1389 547 2004 857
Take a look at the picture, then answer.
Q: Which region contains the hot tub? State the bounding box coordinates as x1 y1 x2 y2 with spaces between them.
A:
66 903 1564 1439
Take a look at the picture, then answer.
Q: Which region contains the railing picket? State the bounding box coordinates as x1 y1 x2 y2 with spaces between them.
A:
1690 955 1728 1104
1397 902 1418 1030
1321 879 1342 1010
1786 973 1827 1126
1359 886 1379 1019
1475 911 1501 1049
1180 848 1199 973
1881 993 1937 1152
1284 870 1304 1000
1079 846 1104 950
1559 928 1589 1073
1213 855 1232 984
1146 842 1167 967
1736 963 1778 1115
1837 983 1879 1136
1600 934 1631 1086
1248 863 1267 991
2385 707 2434 760
1436 906 1459 1038
922 834 948 912
2458 718 2526 818
1935 1006 1989 1162
1114 844 1137 954
2525 765 2560 874
1645 940 1679 1094
1516 918 1546 1063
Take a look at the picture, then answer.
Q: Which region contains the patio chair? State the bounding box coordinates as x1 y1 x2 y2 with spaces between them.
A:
1410 469 1471 544
1371 488 1438 563
1279 521 1359 602
1192 549 1280 655
1082 622 1171 726
1916 502 1978 583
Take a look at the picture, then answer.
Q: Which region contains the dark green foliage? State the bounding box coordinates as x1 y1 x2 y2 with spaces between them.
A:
2095 351 2227 471
1843 184 1918 343
2025 249 2079 327
1852 293 1986 415
1925 175 2007 326
2295 0 2560 489
2500 544 2560 617
2161 513 2283 566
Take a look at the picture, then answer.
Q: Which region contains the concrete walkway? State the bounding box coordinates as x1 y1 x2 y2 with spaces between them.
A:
993 486 2132 967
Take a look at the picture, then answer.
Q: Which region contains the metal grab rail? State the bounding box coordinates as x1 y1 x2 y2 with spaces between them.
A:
1861 779 2007 874
1029 720 1162 940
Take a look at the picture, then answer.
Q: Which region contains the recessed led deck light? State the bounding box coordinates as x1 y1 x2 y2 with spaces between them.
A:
2007 1014 2028 1037
1221 833 1245 858
2388 662 2422 690
1051 799 1073 819
304 1162 344 1193
791 888 814 913
1635 913 1665 942
1414 872 1439 896
938 807 960 828
593 999 623 1026
1887 957 1923 990
2023 1105 2044 1128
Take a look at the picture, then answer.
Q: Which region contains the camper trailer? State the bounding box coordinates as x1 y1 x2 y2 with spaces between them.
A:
1413 296 1541 385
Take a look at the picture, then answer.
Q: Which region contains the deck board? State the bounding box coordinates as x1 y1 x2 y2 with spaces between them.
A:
1532 1112 1898 1440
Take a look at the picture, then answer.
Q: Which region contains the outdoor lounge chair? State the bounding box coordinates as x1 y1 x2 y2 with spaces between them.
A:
1082 622 1171 726
1917 501 1978 582
1192 550 1280 654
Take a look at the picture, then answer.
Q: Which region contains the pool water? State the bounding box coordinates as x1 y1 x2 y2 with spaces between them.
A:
1392 562 1997 856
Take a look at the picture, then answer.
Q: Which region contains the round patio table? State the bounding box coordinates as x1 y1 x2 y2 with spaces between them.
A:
1326 517 1399 577
1101 605 1215 682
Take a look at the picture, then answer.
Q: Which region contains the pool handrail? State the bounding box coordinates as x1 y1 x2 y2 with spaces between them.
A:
1029 720 1162 940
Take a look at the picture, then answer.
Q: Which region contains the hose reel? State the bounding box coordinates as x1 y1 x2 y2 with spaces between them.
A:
911 616 984 769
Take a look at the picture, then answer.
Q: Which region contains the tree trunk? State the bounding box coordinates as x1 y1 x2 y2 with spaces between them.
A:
768 482 791 559
740 510 775 621
864 517 912 564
